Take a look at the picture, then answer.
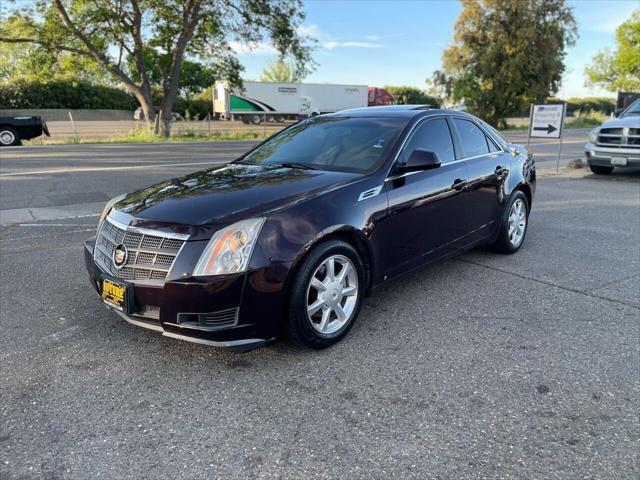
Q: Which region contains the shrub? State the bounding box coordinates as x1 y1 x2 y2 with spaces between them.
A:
0 79 137 110
547 97 616 116
172 97 212 119
383 85 441 108
564 110 609 128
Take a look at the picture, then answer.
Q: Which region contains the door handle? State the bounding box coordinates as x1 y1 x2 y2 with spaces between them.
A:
451 178 467 191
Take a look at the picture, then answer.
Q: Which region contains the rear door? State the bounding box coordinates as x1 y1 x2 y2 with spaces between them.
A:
379 116 469 276
450 117 508 240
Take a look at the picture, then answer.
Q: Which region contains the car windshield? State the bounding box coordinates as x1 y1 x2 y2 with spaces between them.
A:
621 99 640 116
238 116 408 173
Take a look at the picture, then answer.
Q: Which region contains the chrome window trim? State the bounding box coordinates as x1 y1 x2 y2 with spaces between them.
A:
384 113 507 182
385 152 498 182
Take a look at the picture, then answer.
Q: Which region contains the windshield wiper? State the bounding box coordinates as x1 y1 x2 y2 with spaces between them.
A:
279 162 318 170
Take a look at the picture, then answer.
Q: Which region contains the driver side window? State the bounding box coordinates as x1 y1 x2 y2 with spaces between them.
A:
399 118 456 165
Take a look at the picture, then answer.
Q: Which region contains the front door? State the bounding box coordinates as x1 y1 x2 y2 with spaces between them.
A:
378 116 468 277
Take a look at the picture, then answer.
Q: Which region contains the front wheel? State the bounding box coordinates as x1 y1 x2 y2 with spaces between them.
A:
287 240 366 349
589 164 614 175
489 191 529 254
0 128 20 146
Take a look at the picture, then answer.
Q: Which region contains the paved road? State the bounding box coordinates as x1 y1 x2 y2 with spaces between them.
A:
0 132 585 215
1 142 639 479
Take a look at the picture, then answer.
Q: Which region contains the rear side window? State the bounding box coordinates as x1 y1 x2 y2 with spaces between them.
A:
453 118 490 157
399 118 456 164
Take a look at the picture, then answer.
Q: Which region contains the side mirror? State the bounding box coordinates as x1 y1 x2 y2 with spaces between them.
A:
614 108 623 117
397 149 441 173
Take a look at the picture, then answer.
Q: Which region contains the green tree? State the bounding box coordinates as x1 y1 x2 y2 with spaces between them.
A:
425 70 453 106
0 0 312 136
585 10 640 93
0 14 110 83
260 58 301 82
383 85 440 107
438 0 577 127
125 48 217 99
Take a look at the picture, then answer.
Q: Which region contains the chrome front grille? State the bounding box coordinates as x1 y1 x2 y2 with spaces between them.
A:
94 215 188 286
597 127 640 148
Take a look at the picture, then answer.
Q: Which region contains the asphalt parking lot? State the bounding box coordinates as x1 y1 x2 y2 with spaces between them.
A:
1 141 639 479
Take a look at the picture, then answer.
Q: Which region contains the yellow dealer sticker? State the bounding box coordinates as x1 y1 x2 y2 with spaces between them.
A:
102 278 126 311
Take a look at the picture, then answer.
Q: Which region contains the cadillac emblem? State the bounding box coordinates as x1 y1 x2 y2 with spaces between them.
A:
112 244 128 269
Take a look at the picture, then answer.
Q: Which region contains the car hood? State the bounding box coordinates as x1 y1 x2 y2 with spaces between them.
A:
600 115 640 129
114 163 359 226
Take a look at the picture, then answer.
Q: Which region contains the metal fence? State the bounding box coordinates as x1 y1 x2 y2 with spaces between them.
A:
2 109 291 142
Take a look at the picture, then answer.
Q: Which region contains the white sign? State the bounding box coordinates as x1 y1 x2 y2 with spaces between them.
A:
529 104 565 139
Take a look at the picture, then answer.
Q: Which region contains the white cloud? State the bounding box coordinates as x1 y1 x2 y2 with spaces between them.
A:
299 24 388 50
363 33 403 41
323 41 386 50
227 41 278 56
298 24 329 41
226 24 391 55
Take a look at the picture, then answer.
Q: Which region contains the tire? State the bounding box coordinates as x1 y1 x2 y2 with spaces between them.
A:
0 127 20 146
489 191 529 254
251 114 263 125
287 239 366 349
589 164 614 175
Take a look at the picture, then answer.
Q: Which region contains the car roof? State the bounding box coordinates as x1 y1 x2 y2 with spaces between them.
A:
328 105 473 119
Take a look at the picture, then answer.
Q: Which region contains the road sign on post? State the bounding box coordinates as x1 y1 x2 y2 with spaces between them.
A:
528 104 566 139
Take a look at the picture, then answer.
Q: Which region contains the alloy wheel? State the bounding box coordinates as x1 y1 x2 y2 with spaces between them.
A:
306 254 359 334
0 130 15 145
508 198 527 247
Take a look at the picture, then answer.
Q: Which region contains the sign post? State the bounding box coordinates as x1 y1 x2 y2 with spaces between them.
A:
528 103 567 172
526 104 533 150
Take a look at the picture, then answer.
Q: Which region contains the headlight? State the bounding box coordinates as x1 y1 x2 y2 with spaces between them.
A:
193 218 265 276
589 128 600 143
97 194 126 230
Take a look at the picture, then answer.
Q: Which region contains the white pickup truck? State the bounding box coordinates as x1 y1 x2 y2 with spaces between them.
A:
585 99 640 174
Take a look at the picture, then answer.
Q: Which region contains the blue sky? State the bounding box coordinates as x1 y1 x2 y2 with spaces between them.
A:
235 0 639 99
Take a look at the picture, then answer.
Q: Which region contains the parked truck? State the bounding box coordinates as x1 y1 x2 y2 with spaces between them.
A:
0 116 49 146
213 81 393 124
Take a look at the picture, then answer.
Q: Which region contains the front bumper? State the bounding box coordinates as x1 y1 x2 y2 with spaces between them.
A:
584 142 640 168
84 240 276 351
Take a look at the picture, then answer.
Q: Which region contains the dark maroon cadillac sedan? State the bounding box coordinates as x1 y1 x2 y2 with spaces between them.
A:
84 106 535 351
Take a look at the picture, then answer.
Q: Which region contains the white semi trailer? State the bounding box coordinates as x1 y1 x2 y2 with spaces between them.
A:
213 81 368 124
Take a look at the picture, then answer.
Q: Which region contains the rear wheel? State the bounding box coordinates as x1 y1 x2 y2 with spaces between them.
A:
0 127 19 146
589 164 614 175
489 191 529 254
251 114 263 125
287 240 365 349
